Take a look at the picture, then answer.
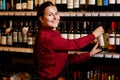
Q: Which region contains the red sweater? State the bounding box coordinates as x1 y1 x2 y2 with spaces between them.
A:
34 28 95 79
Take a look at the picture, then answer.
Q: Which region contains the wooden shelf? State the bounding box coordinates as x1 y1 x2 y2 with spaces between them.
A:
0 11 120 17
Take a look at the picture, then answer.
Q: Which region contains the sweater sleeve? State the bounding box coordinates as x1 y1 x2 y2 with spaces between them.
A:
48 34 95 51
68 53 91 64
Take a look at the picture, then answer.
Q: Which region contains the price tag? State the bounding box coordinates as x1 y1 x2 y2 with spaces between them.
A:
93 53 104 58
84 12 92 16
15 12 20 16
31 12 37 16
0 12 3 15
91 12 99 16
99 12 107 16
113 54 120 59
9 47 15 52
19 12 25 16
106 12 113 16
3 47 9 51
69 12 76 16
113 12 120 16
25 12 32 16
59 12 69 16
76 12 84 16
3 12 9 16
8 12 14 16
105 54 112 58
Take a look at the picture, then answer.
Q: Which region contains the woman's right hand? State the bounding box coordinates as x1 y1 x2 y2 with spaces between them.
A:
92 26 104 38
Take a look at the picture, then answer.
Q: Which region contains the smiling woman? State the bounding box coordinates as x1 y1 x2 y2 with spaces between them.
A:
33 1 104 80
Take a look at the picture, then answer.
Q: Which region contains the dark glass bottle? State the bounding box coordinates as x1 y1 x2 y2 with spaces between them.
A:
116 0 120 11
12 20 19 47
73 0 79 11
67 0 73 11
1 20 7 46
74 21 81 39
95 0 103 11
61 21 68 39
61 0 67 11
27 20 35 48
55 0 62 11
108 0 116 11
79 0 87 12
6 20 13 47
16 0 22 10
102 0 109 11
68 21 74 40
116 22 120 53
22 21 29 47
86 0 96 11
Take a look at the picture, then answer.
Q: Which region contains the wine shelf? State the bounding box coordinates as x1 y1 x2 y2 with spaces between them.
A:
0 11 120 17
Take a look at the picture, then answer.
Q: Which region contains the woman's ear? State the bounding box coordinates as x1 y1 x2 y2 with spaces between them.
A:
39 16 43 23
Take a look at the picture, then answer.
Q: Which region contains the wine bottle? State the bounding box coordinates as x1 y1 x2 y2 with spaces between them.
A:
22 0 27 10
34 0 38 10
81 21 88 37
55 0 62 11
86 0 95 11
67 0 73 11
68 21 74 40
108 21 116 52
16 0 22 10
79 0 87 12
22 21 29 47
1 20 7 46
102 0 109 11
18 21 23 47
27 20 35 48
73 0 79 11
2 0 6 10
74 21 81 39
61 21 68 39
95 0 103 11
6 20 13 47
108 0 116 11
12 20 19 47
116 0 120 11
116 22 120 53
61 0 67 11
27 0 33 10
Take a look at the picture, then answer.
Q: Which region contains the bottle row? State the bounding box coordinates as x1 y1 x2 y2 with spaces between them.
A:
0 19 39 48
69 69 119 80
1 0 120 12
58 20 120 52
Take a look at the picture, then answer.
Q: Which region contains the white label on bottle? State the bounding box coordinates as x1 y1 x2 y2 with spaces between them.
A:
34 0 38 6
75 34 80 39
22 27 29 42
62 0 67 4
81 34 87 37
80 0 86 4
16 3 22 10
109 0 115 4
87 0 95 5
38 0 43 5
28 37 33 45
117 0 120 4
74 0 79 8
56 0 61 4
99 34 105 46
13 32 18 42
116 34 120 45
68 34 74 39
27 0 33 10
7 35 12 45
61 33 68 39
1 36 6 45
22 2 27 10
109 34 115 45
67 0 73 9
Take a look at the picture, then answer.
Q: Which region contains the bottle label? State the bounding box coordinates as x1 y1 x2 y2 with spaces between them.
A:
13 32 18 42
81 34 87 37
109 0 115 4
1 36 6 45
74 34 80 39
80 0 86 4
61 33 68 39
99 34 105 46
16 3 22 10
22 27 29 43
7 35 12 45
22 2 27 10
97 0 103 6
116 34 120 45
74 0 79 8
28 37 33 45
67 0 73 9
87 0 95 5
117 0 120 4
68 34 74 39
103 0 109 6
27 0 33 10
109 34 115 45
56 0 61 4
62 0 67 4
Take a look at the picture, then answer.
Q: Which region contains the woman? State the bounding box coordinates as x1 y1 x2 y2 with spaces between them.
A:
34 1 104 80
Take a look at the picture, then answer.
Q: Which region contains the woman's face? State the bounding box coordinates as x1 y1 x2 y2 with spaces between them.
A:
40 6 60 30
